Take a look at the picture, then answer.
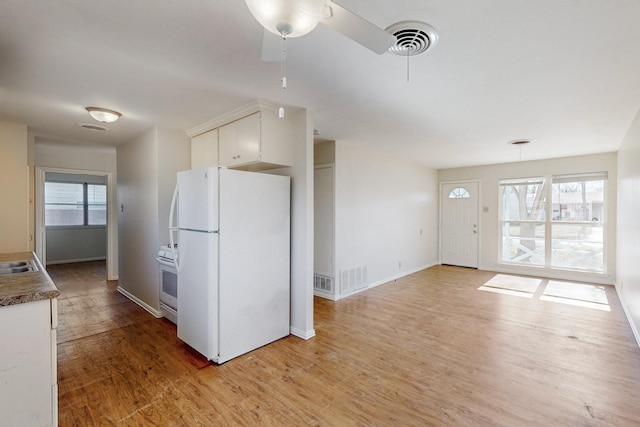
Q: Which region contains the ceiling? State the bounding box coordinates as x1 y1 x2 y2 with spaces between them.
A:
1 0 639 169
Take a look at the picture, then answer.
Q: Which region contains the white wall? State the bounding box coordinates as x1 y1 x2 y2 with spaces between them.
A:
439 152 617 284
117 127 189 313
118 128 160 310
270 109 316 339
34 138 118 278
334 141 439 296
617 108 640 345
157 128 191 246
0 122 29 253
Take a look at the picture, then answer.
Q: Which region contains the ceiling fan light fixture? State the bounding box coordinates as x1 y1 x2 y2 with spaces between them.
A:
244 0 324 38
86 107 121 123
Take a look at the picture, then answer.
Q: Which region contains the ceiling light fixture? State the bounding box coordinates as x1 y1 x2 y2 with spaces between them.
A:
86 107 122 123
244 0 324 119
244 0 324 38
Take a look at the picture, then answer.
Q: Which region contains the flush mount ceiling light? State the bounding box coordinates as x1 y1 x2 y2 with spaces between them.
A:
86 107 122 123
244 0 324 38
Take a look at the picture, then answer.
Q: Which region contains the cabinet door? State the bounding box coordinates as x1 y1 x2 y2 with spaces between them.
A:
218 113 261 167
191 129 218 169
218 121 238 167
235 112 261 164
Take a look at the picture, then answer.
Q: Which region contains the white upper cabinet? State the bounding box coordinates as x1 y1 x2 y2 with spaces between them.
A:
218 110 293 171
191 129 218 169
187 101 295 172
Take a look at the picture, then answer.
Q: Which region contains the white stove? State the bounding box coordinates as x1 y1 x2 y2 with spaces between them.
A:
156 245 178 324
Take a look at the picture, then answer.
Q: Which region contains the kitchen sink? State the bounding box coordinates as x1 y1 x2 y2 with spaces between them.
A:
0 260 38 275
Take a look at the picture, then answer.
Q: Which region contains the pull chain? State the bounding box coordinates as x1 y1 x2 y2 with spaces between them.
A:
279 35 287 119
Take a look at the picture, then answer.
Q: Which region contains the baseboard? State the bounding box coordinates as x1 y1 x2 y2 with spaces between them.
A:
290 326 315 340
338 262 438 300
314 290 339 301
615 283 640 350
116 286 162 319
47 256 106 265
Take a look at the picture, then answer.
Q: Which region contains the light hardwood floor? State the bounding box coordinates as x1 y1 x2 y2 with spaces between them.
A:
49 262 640 426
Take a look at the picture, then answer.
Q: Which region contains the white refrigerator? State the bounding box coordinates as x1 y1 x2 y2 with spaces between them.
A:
170 166 290 364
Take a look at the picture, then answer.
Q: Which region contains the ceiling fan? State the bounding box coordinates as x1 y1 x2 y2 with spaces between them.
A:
244 0 397 61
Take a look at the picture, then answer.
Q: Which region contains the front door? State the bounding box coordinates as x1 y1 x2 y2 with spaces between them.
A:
440 182 479 268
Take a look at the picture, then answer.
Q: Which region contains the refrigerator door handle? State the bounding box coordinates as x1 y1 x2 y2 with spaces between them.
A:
169 184 181 272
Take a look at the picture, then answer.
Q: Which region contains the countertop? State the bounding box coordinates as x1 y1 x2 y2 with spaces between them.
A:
0 252 60 307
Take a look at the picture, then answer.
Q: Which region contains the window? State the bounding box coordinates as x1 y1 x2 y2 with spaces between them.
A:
448 187 471 199
45 182 107 226
551 173 605 271
499 172 606 273
500 177 546 266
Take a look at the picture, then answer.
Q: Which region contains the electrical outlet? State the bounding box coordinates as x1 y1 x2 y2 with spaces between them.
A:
399 261 402 269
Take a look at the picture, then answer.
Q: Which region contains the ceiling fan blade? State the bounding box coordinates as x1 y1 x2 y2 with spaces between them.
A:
321 0 396 54
261 29 283 62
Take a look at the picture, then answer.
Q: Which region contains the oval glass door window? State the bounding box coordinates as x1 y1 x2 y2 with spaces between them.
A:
448 187 471 199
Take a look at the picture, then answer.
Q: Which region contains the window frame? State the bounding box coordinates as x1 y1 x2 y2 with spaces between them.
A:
45 181 107 227
498 172 607 274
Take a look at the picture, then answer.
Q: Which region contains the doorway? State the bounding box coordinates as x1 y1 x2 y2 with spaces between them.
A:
440 181 480 268
314 164 335 298
35 166 117 280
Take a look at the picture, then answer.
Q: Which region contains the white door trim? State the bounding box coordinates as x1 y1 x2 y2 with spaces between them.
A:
439 180 481 268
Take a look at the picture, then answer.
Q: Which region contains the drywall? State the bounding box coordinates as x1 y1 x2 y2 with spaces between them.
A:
269 109 316 339
34 139 118 278
46 227 106 264
617 108 640 344
157 128 191 247
117 127 189 313
439 152 617 284
0 122 29 252
334 141 439 296
314 140 335 164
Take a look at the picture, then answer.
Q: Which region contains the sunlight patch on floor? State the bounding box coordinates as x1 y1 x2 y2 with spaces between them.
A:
478 275 611 311
540 281 610 311
477 274 541 299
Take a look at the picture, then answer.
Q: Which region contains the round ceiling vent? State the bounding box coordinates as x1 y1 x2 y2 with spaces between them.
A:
386 21 439 56
78 123 108 131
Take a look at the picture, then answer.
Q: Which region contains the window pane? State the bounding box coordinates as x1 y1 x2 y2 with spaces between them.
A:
551 223 603 271
502 222 545 265
87 184 107 225
45 182 83 226
552 179 605 222
501 181 546 221
448 187 471 199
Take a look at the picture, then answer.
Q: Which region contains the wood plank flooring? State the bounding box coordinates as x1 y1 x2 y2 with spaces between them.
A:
48 262 640 426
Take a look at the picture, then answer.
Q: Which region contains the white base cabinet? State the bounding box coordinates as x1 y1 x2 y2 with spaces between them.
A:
0 299 58 426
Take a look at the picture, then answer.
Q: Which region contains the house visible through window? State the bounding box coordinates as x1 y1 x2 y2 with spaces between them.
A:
45 182 107 226
499 172 606 273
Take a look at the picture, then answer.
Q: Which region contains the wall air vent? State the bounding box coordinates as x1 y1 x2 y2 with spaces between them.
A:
340 265 368 295
386 21 439 56
314 274 334 293
78 123 108 131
